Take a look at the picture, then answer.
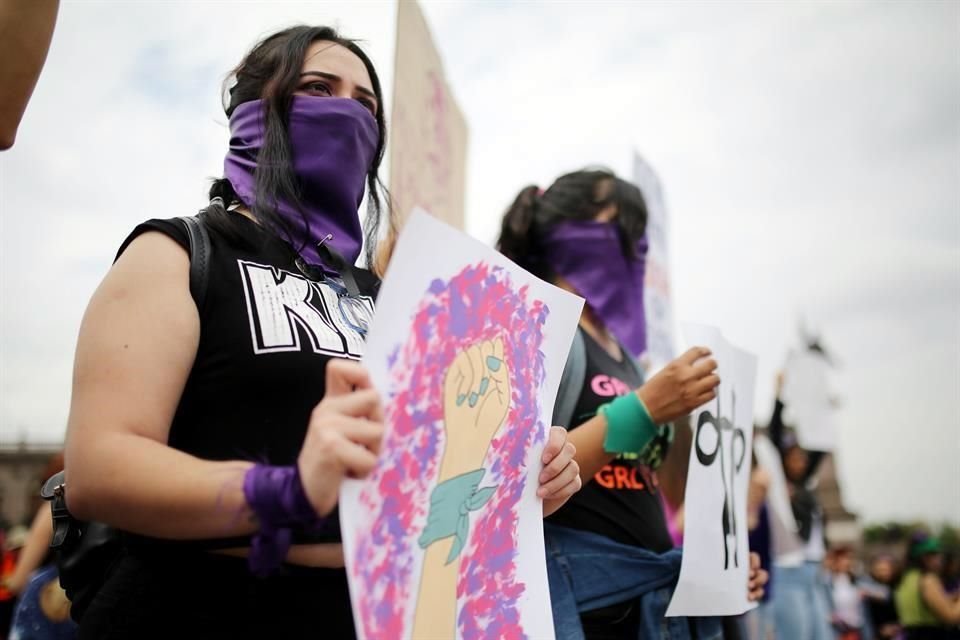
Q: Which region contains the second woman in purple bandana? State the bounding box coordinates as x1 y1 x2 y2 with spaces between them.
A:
498 168 768 640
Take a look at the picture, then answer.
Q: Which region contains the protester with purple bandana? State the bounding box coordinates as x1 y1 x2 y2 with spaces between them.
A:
498 169 768 639
62 26 580 639
541 220 650 357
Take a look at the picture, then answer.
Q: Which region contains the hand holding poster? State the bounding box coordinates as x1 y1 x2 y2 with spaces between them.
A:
666 324 757 617
339 210 583 640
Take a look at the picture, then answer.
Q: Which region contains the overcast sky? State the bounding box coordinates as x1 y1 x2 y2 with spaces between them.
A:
0 1 957 525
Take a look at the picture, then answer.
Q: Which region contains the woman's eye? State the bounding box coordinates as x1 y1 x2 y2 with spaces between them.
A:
356 97 376 115
304 82 332 96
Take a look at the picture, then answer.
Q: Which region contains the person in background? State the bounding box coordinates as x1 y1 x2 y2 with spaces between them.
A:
745 455 775 640
860 554 901 640
0 526 28 638
0 0 59 149
4 454 76 640
942 551 960 597
894 535 960 639
497 169 767 640
827 547 868 640
768 371 833 640
7 512 74 640
4 455 63 597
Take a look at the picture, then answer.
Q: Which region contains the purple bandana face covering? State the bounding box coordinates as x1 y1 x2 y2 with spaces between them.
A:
541 220 649 356
224 96 379 266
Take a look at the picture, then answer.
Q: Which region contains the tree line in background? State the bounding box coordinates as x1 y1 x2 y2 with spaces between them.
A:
862 522 960 549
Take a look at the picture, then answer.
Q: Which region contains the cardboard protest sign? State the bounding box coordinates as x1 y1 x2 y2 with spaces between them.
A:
389 0 468 230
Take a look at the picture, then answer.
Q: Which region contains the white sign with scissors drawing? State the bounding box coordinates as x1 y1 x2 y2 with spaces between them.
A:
666 324 757 617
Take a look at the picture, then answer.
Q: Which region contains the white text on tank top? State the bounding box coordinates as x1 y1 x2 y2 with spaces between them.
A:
238 260 371 359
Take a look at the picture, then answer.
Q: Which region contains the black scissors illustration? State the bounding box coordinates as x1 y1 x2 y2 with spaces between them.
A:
695 388 747 570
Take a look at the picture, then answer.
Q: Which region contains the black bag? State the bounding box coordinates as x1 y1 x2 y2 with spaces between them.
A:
39 214 211 622
40 472 121 622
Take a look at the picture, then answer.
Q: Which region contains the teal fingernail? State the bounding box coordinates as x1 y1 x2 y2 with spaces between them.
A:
479 377 489 394
469 392 479 407
457 394 466 406
486 356 502 371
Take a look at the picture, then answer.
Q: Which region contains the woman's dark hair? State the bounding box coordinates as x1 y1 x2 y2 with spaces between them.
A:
205 25 390 267
496 168 648 279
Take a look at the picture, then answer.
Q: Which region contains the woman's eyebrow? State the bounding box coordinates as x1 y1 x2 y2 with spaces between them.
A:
299 71 376 102
300 70 339 83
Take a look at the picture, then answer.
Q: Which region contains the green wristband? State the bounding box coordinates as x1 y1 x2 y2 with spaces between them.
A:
418 468 497 565
598 393 658 454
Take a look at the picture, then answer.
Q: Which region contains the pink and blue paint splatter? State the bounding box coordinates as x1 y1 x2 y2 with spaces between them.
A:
350 262 549 640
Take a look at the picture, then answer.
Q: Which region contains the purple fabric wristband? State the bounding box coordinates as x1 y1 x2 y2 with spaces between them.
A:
242 464 324 576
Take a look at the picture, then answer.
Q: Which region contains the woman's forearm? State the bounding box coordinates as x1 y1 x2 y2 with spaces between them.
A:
0 0 59 149
67 431 256 540
565 414 616 482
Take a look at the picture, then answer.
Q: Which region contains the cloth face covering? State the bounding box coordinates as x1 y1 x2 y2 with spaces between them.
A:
224 96 379 266
541 220 649 356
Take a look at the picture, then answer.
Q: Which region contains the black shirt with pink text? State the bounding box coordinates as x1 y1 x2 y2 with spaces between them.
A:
546 330 673 553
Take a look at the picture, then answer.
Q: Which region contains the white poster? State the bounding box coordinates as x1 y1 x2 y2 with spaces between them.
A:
753 433 804 561
666 324 757 617
632 152 676 374
339 210 583 640
781 350 836 451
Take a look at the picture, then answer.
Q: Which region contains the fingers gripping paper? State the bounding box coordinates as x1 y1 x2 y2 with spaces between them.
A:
339 210 583 640
666 325 758 617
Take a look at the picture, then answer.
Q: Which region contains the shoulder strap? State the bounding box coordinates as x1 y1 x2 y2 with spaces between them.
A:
177 215 212 311
317 243 364 298
40 470 70 548
552 327 587 429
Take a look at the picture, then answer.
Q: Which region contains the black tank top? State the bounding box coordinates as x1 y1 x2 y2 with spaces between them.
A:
546 331 673 553
116 213 379 544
